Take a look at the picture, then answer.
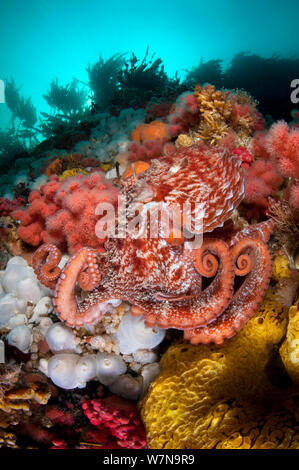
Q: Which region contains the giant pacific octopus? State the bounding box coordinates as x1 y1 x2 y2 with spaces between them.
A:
32 145 275 345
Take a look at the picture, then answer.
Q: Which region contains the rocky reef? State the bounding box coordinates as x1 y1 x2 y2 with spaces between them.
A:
0 56 298 449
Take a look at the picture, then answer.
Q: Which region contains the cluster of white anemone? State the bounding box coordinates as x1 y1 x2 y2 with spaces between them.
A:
73 108 145 165
0 257 165 400
0 256 55 353
0 107 145 198
39 313 165 399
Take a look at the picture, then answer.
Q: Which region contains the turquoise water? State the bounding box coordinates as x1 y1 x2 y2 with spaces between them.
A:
0 0 299 128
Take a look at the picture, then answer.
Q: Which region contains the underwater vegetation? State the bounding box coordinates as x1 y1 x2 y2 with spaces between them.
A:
40 79 88 138
0 47 298 449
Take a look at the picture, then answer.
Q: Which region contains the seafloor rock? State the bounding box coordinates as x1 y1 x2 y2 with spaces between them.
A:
140 289 299 449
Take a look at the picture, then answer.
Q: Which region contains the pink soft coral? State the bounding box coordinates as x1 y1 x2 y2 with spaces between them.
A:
289 181 299 209
167 92 200 137
82 395 147 449
0 197 25 217
128 137 168 162
244 159 283 207
266 120 299 178
13 172 120 254
12 179 60 246
232 146 253 168
252 130 272 159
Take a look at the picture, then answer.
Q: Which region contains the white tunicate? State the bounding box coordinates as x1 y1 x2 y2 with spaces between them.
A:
45 323 80 353
1 263 28 295
108 299 122 307
0 294 27 328
7 325 32 353
30 296 53 323
115 313 166 354
76 355 97 388
1 257 43 304
48 353 79 389
140 363 161 397
96 352 127 386
132 349 158 365
7 314 27 329
16 277 42 304
47 353 98 390
5 256 27 268
109 374 142 400
38 317 53 335
38 358 49 376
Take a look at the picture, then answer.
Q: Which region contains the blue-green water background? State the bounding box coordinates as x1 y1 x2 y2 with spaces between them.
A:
0 0 299 128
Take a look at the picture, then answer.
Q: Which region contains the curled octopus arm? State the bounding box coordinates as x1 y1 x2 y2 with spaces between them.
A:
184 237 273 345
32 243 62 289
132 239 235 330
53 247 106 327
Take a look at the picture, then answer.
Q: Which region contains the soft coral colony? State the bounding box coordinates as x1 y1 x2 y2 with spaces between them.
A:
0 64 299 449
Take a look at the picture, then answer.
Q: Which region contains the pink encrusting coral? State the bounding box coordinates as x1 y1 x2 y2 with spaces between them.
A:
13 171 120 253
82 395 147 449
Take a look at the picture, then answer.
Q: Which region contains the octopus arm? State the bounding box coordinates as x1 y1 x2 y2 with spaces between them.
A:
228 219 276 247
32 243 62 289
134 239 235 330
184 237 273 345
53 248 107 327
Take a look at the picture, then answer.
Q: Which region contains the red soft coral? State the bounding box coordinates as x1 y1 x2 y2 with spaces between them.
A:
289 181 299 209
244 159 283 207
0 197 25 217
128 137 168 162
13 172 120 254
46 405 74 427
252 130 272 159
266 120 299 178
82 395 147 449
232 146 253 168
12 179 60 246
146 101 172 121
167 92 200 137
